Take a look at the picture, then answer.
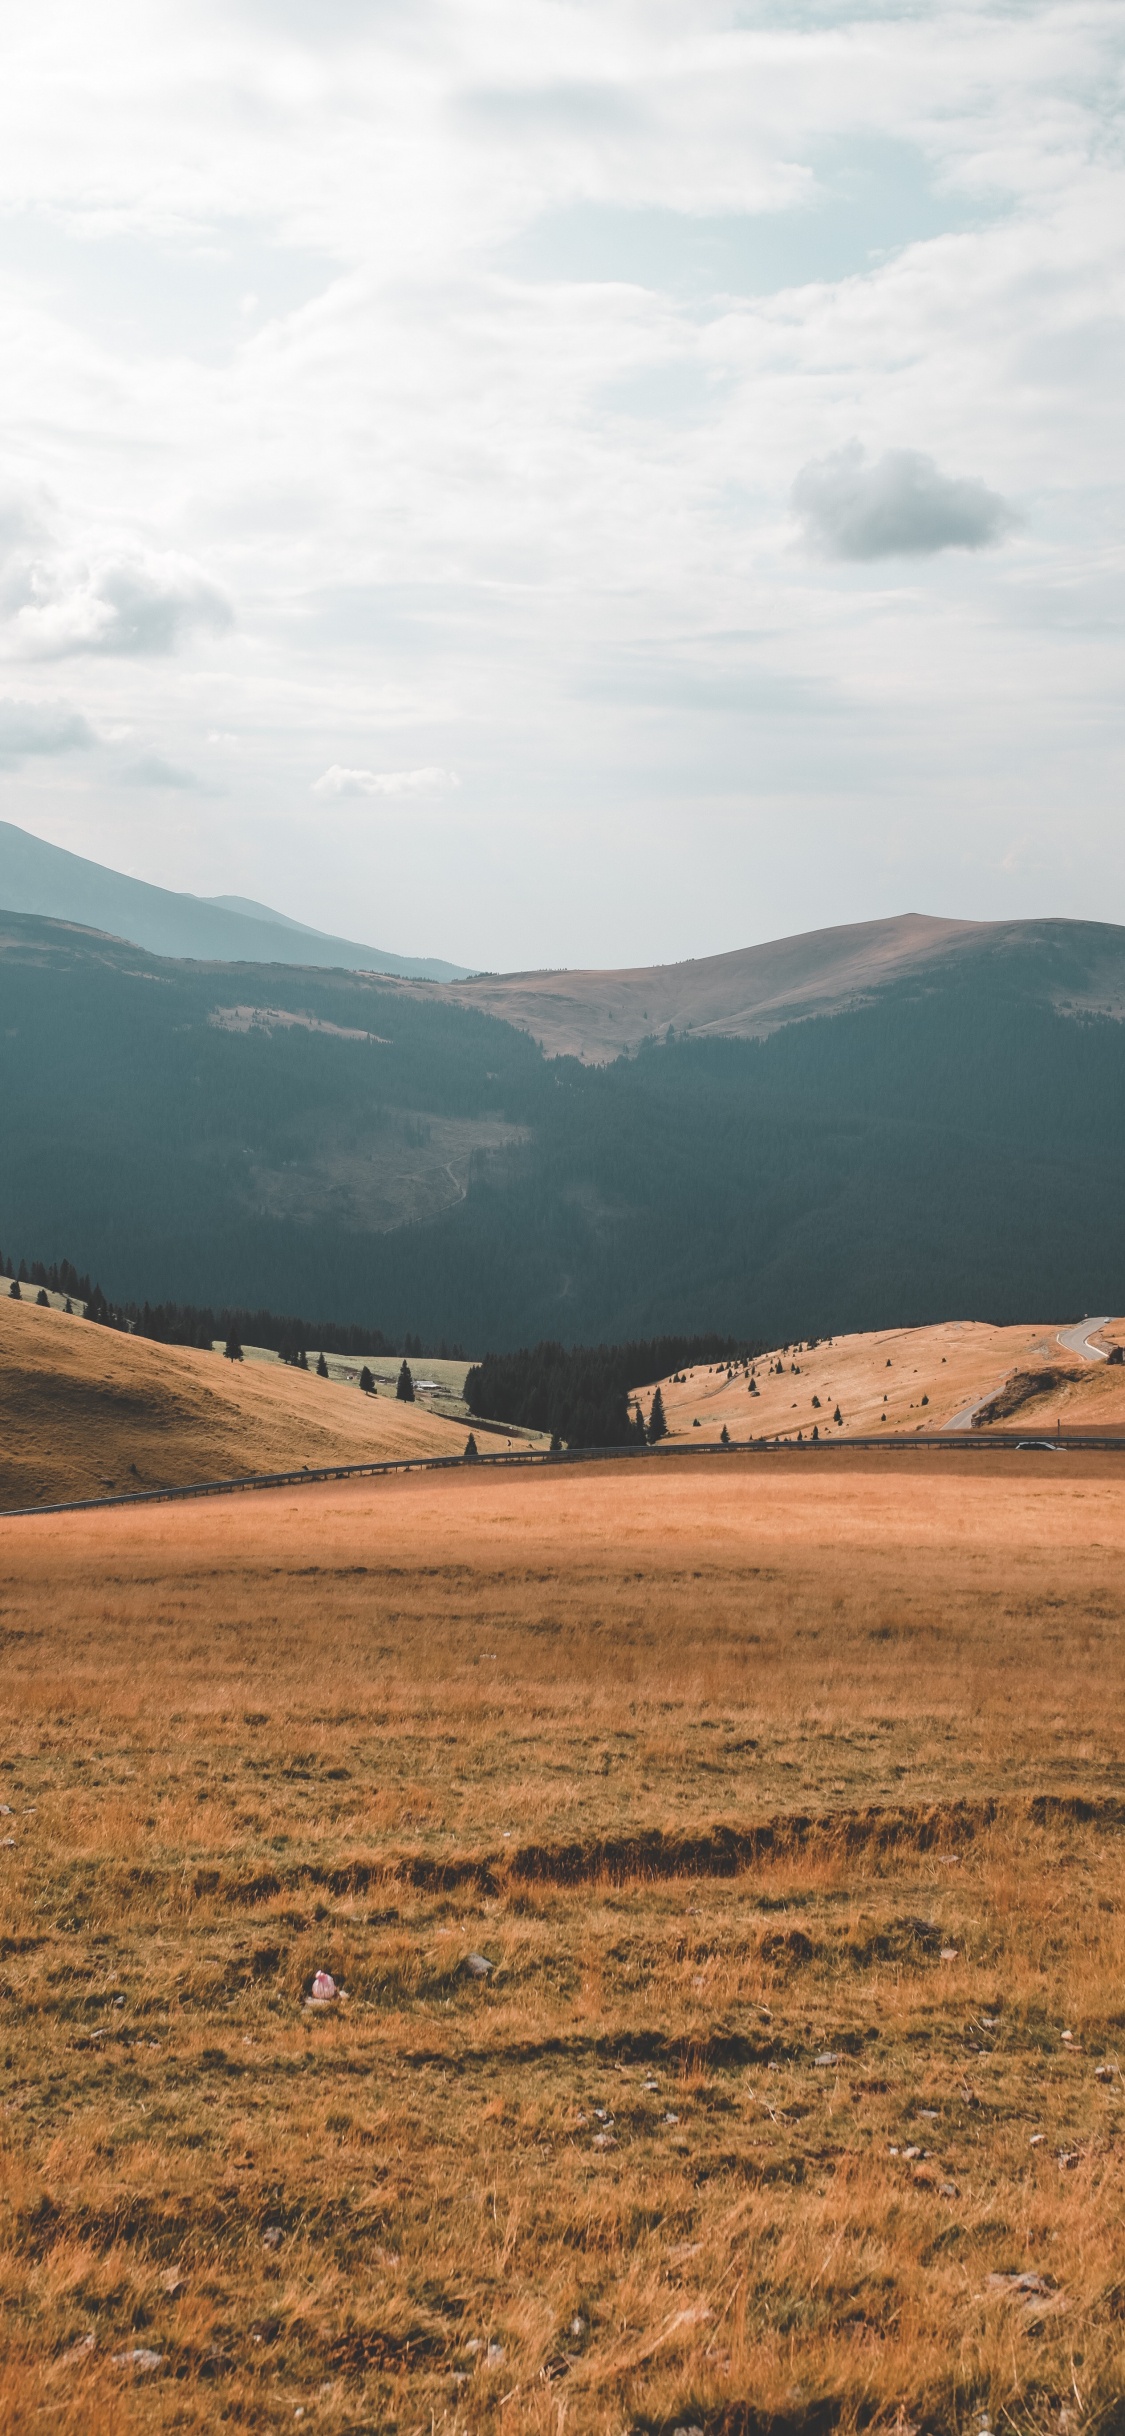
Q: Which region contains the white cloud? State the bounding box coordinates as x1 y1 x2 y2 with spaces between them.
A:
791 442 1019 560
3 548 232 660
0 694 96 760
311 764 461 798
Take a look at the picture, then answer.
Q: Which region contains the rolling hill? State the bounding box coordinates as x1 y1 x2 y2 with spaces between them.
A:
0 818 468 979
1 904 1124 1347
449 910 1125 1059
0 1290 467 1509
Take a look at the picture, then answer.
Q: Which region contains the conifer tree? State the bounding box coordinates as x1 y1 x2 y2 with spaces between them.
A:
223 1335 243 1361
463 1431 478 1460
359 1366 374 1394
316 1351 329 1378
396 1359 415 1402
647 1387 668 1443
9 1279 20 1300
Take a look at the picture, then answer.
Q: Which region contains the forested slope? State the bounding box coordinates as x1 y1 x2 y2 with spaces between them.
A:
1 910 1122 1346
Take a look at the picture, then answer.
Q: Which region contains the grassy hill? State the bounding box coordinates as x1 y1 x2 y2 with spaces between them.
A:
0 1293 468 1510
2 907 1124 1346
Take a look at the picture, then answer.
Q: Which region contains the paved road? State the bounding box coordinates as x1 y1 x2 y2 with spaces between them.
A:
1057 1316 1111 1362
945 1317 1112 1430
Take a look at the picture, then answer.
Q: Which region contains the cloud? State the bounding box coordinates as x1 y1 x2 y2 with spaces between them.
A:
791 443 1019 561
121 752 219 792
0 695 96 762
6 550 233 659
311 764 461 798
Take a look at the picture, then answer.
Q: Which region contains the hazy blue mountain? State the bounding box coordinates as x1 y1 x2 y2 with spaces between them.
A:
0 820 468 979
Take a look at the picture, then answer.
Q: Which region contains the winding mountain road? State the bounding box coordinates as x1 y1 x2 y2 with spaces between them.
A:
944 1316 1112 1431
1057 1317 1111 1362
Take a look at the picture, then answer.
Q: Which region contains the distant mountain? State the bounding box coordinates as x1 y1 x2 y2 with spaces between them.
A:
0 905 1123 1349
0 820 468 980
451 911 1125 1059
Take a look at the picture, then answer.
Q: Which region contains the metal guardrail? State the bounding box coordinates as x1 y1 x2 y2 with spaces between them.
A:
2 1427 1123 1521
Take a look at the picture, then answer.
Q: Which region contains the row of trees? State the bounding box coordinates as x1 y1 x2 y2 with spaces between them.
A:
0 1246 460 1368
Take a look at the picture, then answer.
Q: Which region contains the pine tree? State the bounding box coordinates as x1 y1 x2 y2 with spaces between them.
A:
359 1366 374 1394
296 1349 308 1371
9 1279 20 1300
833 1405 842 1426
36 1289 49 1308
316 1351 329 1379
463 1432 478 1460
64 1299 73 1315
549 1431 563 1453
647 1387 668 1444
224 1335 243 1362
396 1360 415 1403
720 1423 730 1445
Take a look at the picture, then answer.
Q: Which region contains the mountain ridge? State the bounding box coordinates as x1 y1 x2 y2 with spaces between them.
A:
447 910 1125 1059
0 819 469 981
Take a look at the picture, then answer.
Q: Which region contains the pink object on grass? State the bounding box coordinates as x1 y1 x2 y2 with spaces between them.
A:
311 1971 337 2000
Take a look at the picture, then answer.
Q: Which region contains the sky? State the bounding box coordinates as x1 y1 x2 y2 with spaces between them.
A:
0 0 1121 971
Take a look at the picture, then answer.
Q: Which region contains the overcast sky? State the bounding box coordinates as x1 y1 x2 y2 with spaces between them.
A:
0 0 1120 970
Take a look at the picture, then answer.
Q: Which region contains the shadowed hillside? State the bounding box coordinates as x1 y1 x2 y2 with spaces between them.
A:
2 906 1124 1346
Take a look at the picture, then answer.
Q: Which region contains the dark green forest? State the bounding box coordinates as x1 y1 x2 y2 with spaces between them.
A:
1 911 1122 1348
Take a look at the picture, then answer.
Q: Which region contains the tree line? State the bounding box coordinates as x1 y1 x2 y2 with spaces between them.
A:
464 1334 762 1449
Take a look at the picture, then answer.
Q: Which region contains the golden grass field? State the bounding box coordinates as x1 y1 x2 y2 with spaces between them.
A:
0 1296 480 1511
2 1449 1125 2433
653 1319 1125 1444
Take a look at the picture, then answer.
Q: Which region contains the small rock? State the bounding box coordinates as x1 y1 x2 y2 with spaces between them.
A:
262 2224 284 2248
814 2052 841 2067
113 1995 125 2008
903 2146 924 2160
463 1953 492 1979
112 2347 164 2373
592 2131 618 2150
0 1804 11 1816
940 1947 958 1961
1058 2150 1081 2170
593 2107 613 2122
663 2111 680 2126
938 2181 959 2198
672 2424 705 2436
59 2332 96 2367
464 2338 482 2355
1029 2133 1046 2146
1095 2065 1115 2083
486 2339 505 2366
161 2271 186 2297
569 2315 586 2337
920 2109 940 2120
642 2078 660 2092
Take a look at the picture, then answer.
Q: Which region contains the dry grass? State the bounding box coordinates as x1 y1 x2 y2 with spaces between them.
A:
0 1296 469 1511
2 1451 1125 2433
654 1318 1125 1443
